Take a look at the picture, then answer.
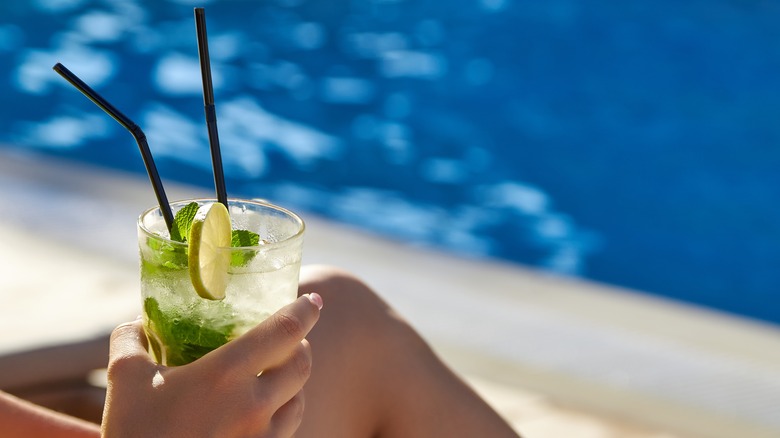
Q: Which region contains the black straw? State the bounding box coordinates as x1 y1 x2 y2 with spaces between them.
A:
195 7 228 208
52 62 175 232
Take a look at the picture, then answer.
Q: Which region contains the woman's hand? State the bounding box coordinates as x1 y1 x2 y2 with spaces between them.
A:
101 293 322 438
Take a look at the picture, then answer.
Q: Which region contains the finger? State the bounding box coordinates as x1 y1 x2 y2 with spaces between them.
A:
267 390 305 438
109 319 147 361
255 339 312 409
211 293 321 373
107 319 156 370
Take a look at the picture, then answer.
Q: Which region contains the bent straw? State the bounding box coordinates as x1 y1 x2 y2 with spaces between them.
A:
195 7 228 208
52 62 175 232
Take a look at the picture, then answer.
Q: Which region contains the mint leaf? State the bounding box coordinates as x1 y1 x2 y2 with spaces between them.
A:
170 202 199 242
232 229 260 247
143 238 188 271
144 297 235 366
231 229 262 267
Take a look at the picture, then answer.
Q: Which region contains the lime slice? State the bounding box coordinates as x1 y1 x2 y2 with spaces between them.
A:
188 202 232 300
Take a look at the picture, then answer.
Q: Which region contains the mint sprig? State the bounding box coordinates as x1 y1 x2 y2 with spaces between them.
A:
170 201 199 242
144 297 235 366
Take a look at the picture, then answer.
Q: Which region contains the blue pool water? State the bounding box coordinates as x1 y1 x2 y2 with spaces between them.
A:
1 0 779 325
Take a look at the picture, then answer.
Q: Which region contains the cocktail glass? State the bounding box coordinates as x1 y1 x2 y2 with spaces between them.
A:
137 198 305 366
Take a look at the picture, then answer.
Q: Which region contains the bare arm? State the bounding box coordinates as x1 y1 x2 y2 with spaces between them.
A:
0 390 100 438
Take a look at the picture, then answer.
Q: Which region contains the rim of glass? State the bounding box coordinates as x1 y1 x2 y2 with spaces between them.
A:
138 198 305 249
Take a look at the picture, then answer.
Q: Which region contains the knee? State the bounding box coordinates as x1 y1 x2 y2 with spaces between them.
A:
299 265 378 304
298 264 398 332
299 266 433 366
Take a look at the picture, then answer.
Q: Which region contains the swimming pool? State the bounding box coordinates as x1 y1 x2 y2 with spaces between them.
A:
2 0 779 325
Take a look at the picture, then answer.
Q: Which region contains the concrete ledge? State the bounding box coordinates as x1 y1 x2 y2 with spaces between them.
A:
1 149 779 437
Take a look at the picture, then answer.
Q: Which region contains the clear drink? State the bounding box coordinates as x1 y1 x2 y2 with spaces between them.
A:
137 198 304 366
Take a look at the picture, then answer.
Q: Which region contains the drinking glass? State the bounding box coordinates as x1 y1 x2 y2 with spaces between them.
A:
137 198 304 366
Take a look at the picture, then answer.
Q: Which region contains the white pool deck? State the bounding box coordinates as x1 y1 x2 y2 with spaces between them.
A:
1 149 779 437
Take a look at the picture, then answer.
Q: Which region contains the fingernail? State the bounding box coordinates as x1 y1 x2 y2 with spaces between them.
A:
306 293 323 310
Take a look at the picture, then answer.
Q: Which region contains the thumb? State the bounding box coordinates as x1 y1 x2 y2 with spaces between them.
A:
108 318 153 366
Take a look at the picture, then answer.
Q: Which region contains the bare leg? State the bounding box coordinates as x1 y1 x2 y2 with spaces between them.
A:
297 265 521 438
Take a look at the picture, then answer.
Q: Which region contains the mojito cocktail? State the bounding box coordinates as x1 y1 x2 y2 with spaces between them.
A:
138 198 304 366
